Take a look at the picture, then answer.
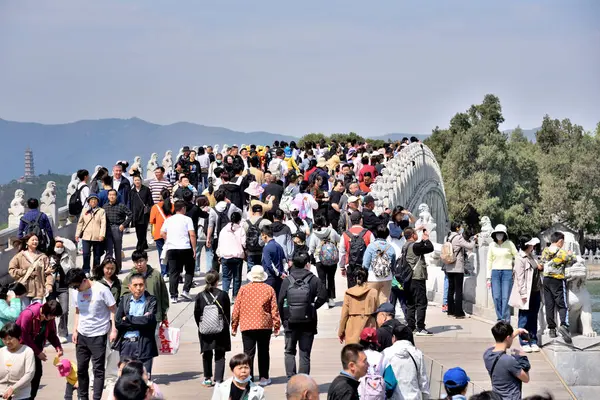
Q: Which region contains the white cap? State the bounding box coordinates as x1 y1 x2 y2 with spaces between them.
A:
524 237 540 247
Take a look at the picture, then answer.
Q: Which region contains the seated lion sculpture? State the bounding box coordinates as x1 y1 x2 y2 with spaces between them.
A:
566 262 597 338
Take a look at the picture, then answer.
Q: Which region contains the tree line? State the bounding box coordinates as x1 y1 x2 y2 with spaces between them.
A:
425 94 600 243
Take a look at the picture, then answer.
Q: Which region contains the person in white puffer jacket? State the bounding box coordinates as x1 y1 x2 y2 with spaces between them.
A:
382 324 430 400
217 211 246 302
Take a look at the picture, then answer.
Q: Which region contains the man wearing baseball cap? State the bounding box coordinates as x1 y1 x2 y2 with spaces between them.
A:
443 367 470 399
373 302 414 351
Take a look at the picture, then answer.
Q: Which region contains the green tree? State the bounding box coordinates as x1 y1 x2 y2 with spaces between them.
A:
429 95 541 237
298 133 326 148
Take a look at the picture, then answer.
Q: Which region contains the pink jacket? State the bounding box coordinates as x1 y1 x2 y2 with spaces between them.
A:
217 223 246 259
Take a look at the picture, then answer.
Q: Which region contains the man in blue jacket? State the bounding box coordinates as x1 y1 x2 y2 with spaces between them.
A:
261 224 288 297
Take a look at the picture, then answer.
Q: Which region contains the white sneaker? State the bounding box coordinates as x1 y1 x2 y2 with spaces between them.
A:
180 291 192 301
328 299 336 308
58 336 68 344
522 345 532 353
530 344 540 352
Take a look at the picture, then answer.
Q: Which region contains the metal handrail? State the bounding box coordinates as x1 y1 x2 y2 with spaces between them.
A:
422 354 486 398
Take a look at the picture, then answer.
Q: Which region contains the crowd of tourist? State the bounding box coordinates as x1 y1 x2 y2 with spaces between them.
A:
0 137 572 400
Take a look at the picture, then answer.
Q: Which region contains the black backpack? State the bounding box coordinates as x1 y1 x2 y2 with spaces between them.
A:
246 218 263 253
346 229 368 266
215 204 231 238
286 274 314 324
68 184 87 216
395 242 416 284
20 213 48 251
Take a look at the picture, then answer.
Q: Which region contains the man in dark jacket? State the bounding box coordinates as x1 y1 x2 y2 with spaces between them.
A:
374 302 414 352
327 343 368 400
361 195 391 232
278 252 327 379
129 174 154 251
114 273 158 377
219 171 244 211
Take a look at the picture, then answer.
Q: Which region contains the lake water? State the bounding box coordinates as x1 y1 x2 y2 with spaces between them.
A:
589 280 600 334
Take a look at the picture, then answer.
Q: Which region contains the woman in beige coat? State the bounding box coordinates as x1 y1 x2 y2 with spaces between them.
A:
8 234 53 307
75 194 106 275
338 268 378 344
509 236 543 352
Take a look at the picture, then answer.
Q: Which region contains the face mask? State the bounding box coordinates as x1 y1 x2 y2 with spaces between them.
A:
54 247 64 254
459 228 464 235
216 160 222 164
233 376 252 384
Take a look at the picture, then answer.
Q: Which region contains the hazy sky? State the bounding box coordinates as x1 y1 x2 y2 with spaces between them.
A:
1 0 598 136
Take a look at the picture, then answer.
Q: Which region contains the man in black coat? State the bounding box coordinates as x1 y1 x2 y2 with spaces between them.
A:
114 273 158 377
277 252 327 379
129 175 154 251
327 343 368 400
361 195 391 232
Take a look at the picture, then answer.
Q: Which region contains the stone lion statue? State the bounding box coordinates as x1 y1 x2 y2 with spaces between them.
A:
416 203 437 243
8 189 26 228
40 181 56 206
146 153 158 179
479 216 494 246
131 156 142 176
566 262 597 337
66 173 79 204
162 150 173 171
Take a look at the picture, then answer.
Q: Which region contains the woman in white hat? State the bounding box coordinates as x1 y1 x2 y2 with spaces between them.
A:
244 182 273 217
509 236 542 352
231 266 280 387
486 224 518 322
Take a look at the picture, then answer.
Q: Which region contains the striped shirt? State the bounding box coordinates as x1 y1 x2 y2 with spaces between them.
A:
149 179 172 203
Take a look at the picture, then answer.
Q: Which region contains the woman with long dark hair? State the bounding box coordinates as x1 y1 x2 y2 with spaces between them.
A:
93 258 121 307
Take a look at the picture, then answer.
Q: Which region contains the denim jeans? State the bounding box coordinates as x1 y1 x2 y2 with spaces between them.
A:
518 290 541 345
199 172 209 192
491 269 513 322
443 272 449 306
221 258 243 298
82 240 103 275
246 254 262 273
155 238 167 276
195 240 207 273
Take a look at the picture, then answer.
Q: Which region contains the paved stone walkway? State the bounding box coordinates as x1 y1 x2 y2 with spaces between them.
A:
35 231 574 399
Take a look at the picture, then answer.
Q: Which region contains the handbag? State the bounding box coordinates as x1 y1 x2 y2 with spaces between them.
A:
135 190 150 214
158 320 180 355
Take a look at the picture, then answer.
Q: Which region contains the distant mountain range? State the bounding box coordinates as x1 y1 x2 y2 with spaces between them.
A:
0 117 537 184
